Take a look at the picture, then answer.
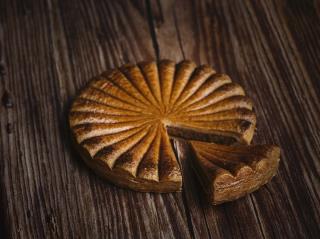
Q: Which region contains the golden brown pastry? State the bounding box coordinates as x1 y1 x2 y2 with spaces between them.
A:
69 60 256 192
190 141 280 204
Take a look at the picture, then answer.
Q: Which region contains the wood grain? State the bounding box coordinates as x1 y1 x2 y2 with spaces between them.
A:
0 0 319 238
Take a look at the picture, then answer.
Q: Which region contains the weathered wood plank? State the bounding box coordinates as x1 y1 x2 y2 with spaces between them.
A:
165 0 320 238
0 0 191 238
148 0 320 238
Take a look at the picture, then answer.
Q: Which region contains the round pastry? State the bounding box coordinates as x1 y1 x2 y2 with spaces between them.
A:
69 60 256 192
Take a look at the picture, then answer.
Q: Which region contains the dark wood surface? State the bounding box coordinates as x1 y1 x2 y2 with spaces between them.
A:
1 0 319 238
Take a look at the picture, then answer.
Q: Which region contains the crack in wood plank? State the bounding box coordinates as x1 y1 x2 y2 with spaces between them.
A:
145 0 160 60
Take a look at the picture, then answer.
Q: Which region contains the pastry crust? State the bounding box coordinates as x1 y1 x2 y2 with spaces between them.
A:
69 60 257 192
190 141 280 204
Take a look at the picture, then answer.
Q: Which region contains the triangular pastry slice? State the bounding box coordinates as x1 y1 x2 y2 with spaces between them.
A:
190 141 280 204
69 60 258 192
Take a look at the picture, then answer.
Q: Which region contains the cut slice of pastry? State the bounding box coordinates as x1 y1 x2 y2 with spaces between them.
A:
190 141 280 204
69 60 256 192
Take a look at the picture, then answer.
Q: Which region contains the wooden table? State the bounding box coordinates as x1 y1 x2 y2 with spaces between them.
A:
1 0 319 238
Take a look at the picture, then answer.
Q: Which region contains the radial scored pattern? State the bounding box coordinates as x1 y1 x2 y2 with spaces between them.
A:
69 60 257 192
190 141 280 204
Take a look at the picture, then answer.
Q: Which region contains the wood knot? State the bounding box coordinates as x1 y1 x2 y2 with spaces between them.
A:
45 214 57 233
2 90 13 108
6 123 13 134
0 63 6 76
